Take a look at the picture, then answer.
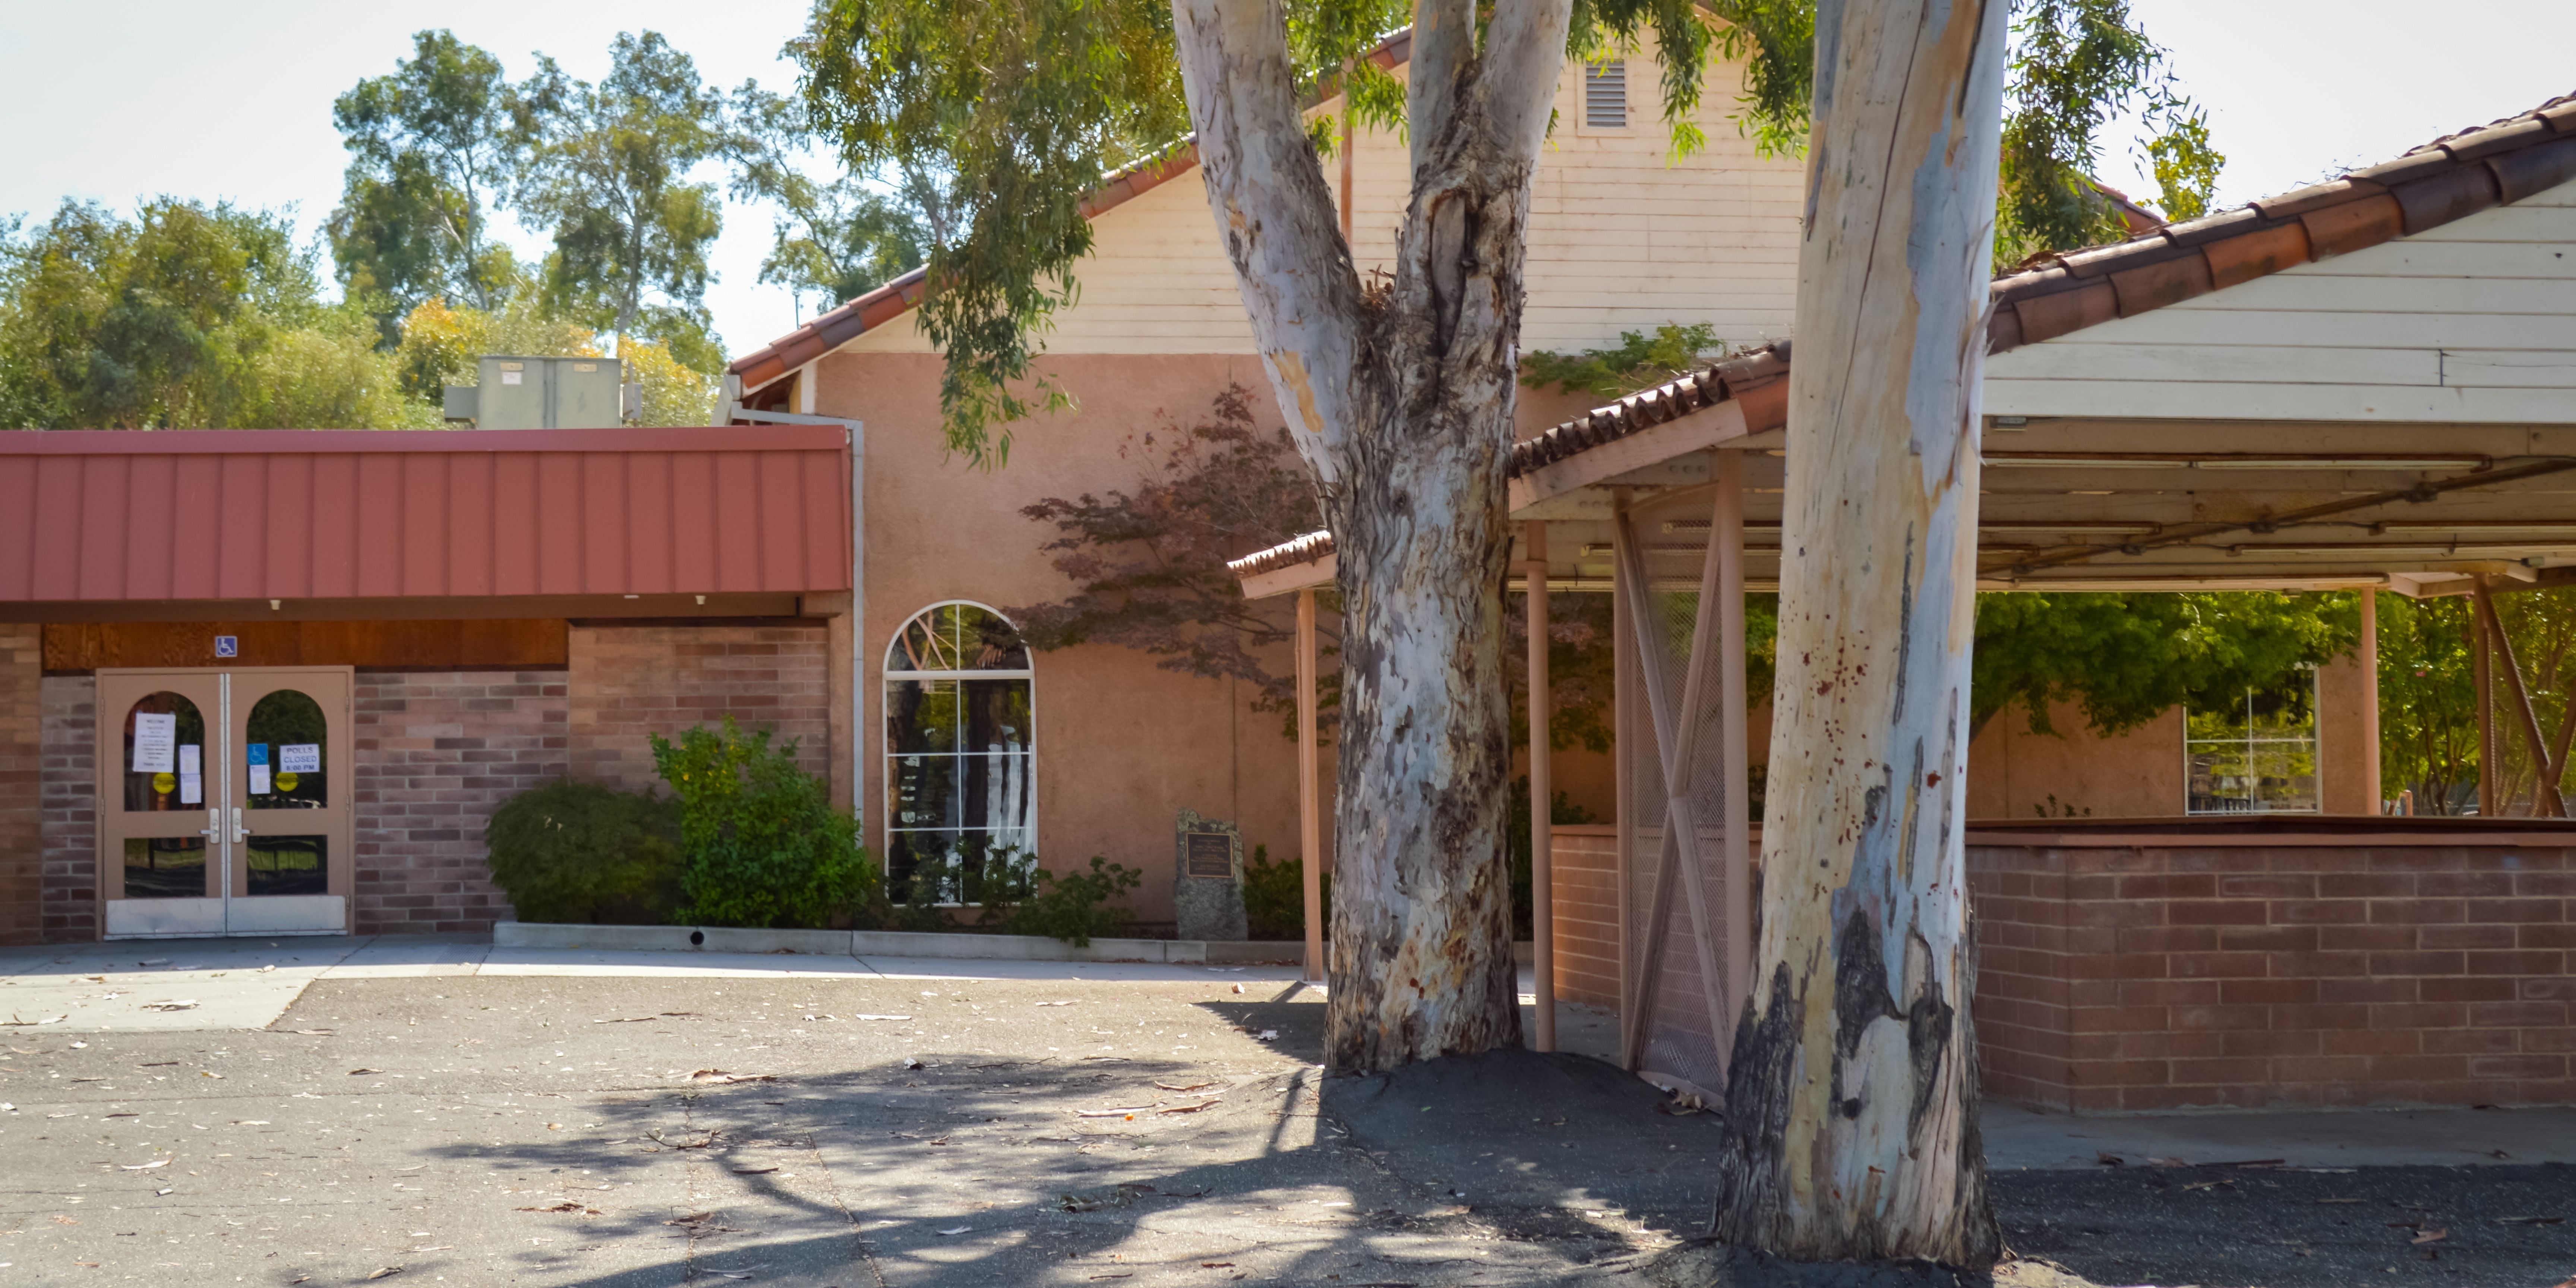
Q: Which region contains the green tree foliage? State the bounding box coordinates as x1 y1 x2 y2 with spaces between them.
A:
726 83 939 312
650 716 877 928
2374 591 2480 814
329 30 527 323
1971 591 2359 739
0 199 430 429
794 0 1775 461
1995 0 2218 267
2145 103 2225 222
515 32 727 354
1521 322 1731 401
2482 587 2576 814
483 779 682 923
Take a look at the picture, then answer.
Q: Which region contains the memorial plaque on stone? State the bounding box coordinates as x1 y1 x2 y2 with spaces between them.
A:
1172 808 1248 942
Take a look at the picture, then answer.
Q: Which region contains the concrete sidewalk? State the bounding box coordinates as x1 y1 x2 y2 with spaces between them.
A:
0 932 1307 1033
8 933 2575 1174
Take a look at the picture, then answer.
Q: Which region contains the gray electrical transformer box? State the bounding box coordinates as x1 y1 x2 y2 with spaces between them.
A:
443 355 639 429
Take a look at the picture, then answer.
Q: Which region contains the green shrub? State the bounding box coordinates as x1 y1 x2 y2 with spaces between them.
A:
1241 843 1329 941
1002 856 1143 947
649 717 878 928
483 779 681 924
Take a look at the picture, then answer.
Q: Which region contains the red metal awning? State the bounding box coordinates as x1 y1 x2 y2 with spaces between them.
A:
0 427 852 603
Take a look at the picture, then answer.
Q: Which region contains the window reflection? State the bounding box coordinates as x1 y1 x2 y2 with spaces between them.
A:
2186 678 2322 814
885 604 1035 902
246 689 327 810
121 692 206 812
247 836 328 896
123 837 207 899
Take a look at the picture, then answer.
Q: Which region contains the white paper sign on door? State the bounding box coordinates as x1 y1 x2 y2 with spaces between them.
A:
132 713 177 773
177 745 202 804
280 744 321 773
247 743 271 796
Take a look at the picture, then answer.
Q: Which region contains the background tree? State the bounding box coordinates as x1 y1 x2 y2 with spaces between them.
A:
1995 0 2222 267
2377 591 2481 814
1973 591 2358 738
328 30 527 327
727 83 940 315
0 199 427 430
515 31 727 365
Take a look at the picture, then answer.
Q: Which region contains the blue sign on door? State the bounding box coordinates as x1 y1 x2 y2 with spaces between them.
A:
214 635 238 658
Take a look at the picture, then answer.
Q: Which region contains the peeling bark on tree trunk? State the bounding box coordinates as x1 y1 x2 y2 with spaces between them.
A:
1171 0 1571 1072
1710 0 2008 1267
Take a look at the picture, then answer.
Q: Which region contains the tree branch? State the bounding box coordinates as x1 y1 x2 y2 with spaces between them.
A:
1407 0 1474 174
1171 0 1366 487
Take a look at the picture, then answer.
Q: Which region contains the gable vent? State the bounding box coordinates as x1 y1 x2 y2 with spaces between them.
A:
1585 61 1628 129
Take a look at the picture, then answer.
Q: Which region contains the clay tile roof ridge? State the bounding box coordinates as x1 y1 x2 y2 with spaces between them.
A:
1226 528 1336 578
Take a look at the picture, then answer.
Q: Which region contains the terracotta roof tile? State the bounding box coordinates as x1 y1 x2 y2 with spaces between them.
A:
2299 192 2404 259
1226 529 1335 580
2013 280 2117 344
2109 252 2214 316
1505 343 1788 478
2202 221 2311 288
2392 164 2502 232
2490 136 2576 203
1986 88 2576 356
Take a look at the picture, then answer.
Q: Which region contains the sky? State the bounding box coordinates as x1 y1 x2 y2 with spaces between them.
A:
3 1 2572 363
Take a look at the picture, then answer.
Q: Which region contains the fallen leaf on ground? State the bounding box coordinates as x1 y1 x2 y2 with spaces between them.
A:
119 1159 171 1171
2095 1152 2123 1167
348 1068 383 1075
2145 1156 2189 1167
732 1167 780 1175
49 1215 77 1225
1203 1263 1236 1269
690 1070 777 1085
706 1268 767 1281
1036 1001 1075 1007
141 1000 199 1011
366 1268 403 1280
1159 1099 1222 1114
938 1226 972 1235
851 1014 912 1021
1155 1081 1218 1093
2412 1227 2449 1245
1077 1107 1156 1118
516 1202 599 1215
293 1029 333 1036
665 1212 714 1226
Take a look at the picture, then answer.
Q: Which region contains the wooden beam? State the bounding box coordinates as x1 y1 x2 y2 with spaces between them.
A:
1714 451 1752 1033
1525 521 1554 1053
1236 552 1338 600
2359 589 2381 816
1297 587 1325 984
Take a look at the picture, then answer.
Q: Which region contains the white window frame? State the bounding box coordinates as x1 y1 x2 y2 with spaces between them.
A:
882 600 1038 903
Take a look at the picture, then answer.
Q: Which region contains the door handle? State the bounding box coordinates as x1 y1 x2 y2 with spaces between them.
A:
230 806 248 844
201 807 224 842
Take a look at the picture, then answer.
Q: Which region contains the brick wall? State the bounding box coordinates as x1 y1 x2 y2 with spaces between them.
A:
38 676 96 943
1549 826 1622 1009
569 624 829 792
0 626 40 945
352 670 568 935
1972 836 2576 1112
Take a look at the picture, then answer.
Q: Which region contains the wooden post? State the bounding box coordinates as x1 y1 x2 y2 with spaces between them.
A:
1525 521 1555 1053
2474 580 2567 818
1297 586 1324 983
2358 588 2381 815
1610 489 1636 1063
2476 596 2496 816
1714 451 1752 1028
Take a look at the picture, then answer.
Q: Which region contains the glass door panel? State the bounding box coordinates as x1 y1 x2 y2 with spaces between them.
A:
97 673 227 937
226 672 351 934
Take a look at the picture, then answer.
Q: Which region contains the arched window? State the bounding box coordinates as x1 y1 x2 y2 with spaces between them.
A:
884 603 1035 902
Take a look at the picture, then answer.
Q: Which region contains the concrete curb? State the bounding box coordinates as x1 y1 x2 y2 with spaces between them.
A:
491 922 1314 965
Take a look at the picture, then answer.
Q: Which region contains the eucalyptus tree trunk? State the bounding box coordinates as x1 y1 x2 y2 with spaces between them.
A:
1709 0 2008 1266
1171 0 1571 1071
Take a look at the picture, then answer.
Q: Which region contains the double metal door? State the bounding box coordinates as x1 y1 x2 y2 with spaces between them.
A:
96 667 354 938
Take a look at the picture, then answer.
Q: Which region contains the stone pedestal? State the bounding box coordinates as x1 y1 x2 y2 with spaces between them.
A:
1172 809 1247 941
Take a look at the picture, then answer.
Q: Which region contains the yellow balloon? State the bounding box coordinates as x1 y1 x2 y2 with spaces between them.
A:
152 772 176 795
275 771 301 793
